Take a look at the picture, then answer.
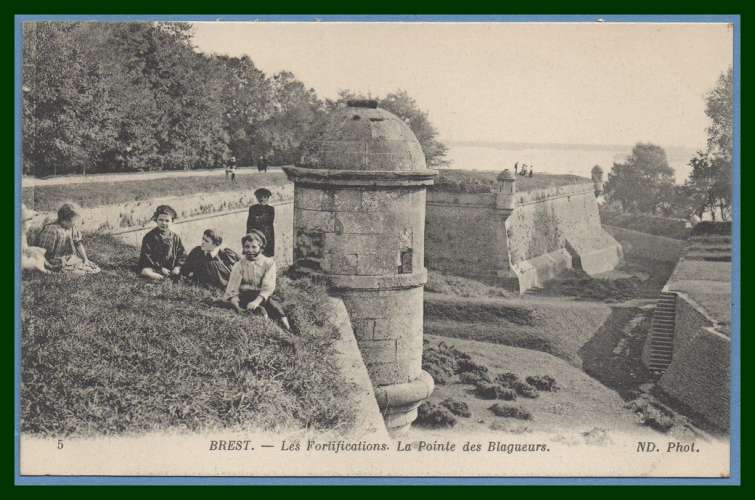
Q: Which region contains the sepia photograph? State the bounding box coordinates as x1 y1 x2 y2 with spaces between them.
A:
16 16 738 484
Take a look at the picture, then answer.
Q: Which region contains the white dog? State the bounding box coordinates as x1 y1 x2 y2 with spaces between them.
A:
21 204 52 273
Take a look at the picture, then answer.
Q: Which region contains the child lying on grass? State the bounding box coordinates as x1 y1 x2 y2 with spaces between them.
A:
223 230 291 331
139 205 186 280
180 229 239 290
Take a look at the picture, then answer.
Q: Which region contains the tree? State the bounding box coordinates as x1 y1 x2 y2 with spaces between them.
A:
604 143 675 213
256 71 326 165
684 68 733 220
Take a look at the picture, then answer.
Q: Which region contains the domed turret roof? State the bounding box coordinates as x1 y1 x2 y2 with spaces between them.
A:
298 100 427 172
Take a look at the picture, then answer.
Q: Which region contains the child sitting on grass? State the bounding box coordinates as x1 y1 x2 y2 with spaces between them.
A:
180 229 239 290
138 205 186 280
35 203 100 274
223 230 291 331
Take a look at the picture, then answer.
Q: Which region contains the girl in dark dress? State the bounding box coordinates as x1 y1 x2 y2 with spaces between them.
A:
247 188 275 257
180 229 239 290
139 205 186 280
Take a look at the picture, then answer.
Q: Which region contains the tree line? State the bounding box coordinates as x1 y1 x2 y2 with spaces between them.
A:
597 67 733 221
22 22 448 177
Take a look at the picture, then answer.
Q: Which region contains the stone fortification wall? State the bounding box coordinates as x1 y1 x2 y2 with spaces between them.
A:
425 182 622 292
659 321 730 431
507 184 622 273
424 192 503 278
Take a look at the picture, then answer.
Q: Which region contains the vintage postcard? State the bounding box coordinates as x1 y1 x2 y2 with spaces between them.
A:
15 16 738 484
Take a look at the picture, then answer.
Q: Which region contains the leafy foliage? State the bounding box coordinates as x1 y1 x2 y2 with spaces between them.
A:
604 143 675 214
22 23 446 176
683 68 733 221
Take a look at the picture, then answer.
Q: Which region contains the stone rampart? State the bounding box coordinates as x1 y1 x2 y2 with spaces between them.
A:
426 182 622 292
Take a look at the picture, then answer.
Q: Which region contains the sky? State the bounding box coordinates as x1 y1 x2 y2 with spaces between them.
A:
191 21 733 149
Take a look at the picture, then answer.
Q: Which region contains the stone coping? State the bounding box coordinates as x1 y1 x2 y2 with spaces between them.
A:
373 370 434 410
283 166 437 188
297 268 428 291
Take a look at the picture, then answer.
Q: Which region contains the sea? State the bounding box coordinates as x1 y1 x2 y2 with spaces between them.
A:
444 142 698 184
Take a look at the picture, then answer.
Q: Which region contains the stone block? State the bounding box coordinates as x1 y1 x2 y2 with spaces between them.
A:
361 191 383 211
372 317 402 340
295 188 325 211
367 361 401 387
335 212 384 234
332 190 364 212
324 233 381 257
396 335 424 362
359 339 398 365
358 252 396 275
328 252 358 275
296 209 336 233
351 319 375 341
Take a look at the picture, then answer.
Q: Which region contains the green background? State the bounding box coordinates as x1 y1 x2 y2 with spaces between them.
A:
4 0 746 494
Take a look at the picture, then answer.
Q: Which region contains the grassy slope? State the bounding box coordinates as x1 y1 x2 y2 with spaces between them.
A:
22 172 290 212
424 293 612 367
21 234 356 437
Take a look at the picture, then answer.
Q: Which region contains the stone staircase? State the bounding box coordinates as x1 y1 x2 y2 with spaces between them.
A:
647 292 677 373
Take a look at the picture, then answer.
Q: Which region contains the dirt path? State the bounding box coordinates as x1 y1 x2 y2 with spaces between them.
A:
22 165 288 187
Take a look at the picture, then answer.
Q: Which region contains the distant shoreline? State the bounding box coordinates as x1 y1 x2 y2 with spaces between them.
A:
445 140 698 156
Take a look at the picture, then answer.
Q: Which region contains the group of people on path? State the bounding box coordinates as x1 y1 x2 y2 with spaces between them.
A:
224 156 270 182
23 187 289 330
513 162 535 177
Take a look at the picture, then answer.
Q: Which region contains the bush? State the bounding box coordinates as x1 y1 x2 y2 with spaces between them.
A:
440 398 471 418
495 372 520 387
475 383 517 401
488 404 532 420
459 371 491 385
525 375 559 392
513 381 539 399
624 396 675 433
415 401 457 428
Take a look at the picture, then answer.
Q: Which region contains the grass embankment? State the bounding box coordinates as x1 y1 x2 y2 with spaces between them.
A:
434 169 589 194
530 257 677 302
21 234 356 437
22 172 290 212
424 293 611 367
600 209 690 240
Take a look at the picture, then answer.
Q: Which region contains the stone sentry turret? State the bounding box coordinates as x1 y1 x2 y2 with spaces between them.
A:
284 100 436 434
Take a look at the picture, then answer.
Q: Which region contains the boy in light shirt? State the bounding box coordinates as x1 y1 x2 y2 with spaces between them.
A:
224 230 290 331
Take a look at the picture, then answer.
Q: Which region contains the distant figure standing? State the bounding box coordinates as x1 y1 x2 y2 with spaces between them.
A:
247 188 275 257
519 165 527 176
514 162 519 175
529 167 534 178
229 156 237 183
257 155 268 173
